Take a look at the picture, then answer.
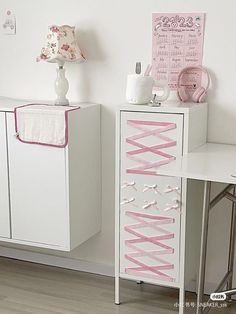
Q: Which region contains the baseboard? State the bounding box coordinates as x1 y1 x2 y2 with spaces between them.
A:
0 246 114 277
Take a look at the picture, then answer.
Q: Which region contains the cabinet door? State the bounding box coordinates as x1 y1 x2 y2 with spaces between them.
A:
120 111 183 284
7 113 69 248
0 113 10 238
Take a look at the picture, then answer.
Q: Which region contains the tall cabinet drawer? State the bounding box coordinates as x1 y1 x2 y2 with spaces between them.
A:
119 111 183 284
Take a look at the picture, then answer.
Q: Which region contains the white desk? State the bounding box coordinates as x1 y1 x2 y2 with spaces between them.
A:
158 142 236 314
158 143 236 185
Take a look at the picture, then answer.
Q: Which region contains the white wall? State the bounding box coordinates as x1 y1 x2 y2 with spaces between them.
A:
0 0 236 289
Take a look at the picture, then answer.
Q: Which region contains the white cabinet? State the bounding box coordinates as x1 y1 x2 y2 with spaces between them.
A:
0 100 101 251
0 113 10 238
7 114 69 247
115 103 208 308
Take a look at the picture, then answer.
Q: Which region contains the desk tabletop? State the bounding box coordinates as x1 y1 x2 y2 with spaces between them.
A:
158 143 236 184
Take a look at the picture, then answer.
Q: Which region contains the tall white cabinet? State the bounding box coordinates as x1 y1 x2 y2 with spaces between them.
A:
0 98 101 252
115 102 208 312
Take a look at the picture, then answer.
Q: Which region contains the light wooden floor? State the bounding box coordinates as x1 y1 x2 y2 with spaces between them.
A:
0 257 235 314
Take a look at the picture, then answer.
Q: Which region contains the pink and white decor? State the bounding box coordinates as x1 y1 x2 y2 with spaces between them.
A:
115 103 208 314
152 13 205 90
37 25 85 105
14 104 80 147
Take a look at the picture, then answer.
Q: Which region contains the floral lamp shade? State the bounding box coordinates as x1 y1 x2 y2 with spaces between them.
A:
37 25 85 64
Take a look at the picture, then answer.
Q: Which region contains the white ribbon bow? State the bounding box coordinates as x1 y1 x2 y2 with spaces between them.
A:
143 184 161 194
121 181 137 191
120 197 137 207
164 199 181 213
164 185 180 194
142 200 158 210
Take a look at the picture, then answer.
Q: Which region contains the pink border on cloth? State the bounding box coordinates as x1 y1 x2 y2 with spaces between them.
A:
14 104 80 148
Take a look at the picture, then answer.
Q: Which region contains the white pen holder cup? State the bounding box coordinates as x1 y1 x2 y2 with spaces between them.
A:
126 74 169 105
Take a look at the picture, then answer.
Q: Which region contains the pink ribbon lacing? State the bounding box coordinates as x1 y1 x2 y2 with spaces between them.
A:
124 211 176 282
126 120 177 176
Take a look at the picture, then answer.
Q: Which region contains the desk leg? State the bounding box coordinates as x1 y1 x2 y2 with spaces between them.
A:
196 181 211 314
226 186 236 301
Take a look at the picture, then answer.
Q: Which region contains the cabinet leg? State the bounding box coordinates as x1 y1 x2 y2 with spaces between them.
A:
179 287 185 314
115 276 120 305
196 181 211 314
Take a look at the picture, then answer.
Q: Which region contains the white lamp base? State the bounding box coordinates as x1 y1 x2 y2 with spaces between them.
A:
54 66 69 106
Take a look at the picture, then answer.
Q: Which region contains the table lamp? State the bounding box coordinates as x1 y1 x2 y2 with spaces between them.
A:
37 25 85 105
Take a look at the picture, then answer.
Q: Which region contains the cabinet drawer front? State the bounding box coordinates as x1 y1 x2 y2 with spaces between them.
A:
7 114 69 248
120 111 183 176
119 111 183 284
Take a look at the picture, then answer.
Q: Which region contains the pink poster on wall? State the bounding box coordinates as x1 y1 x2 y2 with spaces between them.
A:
152 13 205 90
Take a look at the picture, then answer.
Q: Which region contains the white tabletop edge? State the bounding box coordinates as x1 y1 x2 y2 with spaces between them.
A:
157 143 236 184
119 101 207 114
0 96 99 112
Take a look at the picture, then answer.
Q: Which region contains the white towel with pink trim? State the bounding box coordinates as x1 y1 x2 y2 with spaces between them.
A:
14 104 80 148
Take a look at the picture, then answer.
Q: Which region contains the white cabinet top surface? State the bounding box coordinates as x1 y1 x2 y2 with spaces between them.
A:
0 96 99 112
158 143 236 185
120 101 207 114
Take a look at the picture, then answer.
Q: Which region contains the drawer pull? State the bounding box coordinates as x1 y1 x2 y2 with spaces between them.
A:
121 181 137 191
143 184 161 194
121 197 137 207
164 199 181 213
164 185 180 194
142 200 159 210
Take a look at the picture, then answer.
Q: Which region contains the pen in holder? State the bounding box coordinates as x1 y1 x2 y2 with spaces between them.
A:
126 65 169 105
